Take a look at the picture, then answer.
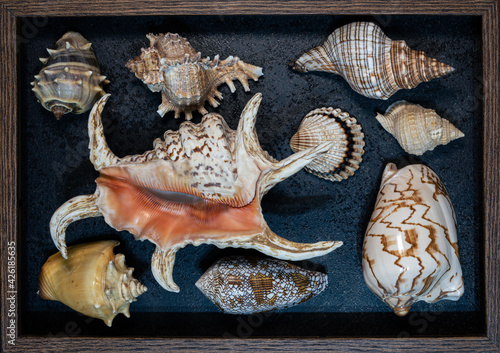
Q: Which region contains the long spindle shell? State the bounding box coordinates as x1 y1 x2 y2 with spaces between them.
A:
31 31 108 119
362 163 464 316
38 240 147 326
196 256 328 314
292 22 454 100
376 101 464 155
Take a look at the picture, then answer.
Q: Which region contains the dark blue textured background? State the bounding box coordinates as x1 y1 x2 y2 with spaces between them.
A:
20 15 483 337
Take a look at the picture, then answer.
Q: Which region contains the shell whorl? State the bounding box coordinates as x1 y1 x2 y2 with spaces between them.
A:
292 22 454 99
31 31 108 119
376 101 464 155
290 107 365 182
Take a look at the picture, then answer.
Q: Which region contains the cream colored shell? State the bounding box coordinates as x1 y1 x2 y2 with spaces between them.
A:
292 22 454 100
376 101 464 155
362 163 464 316
290 107 365 182
38 240 147 326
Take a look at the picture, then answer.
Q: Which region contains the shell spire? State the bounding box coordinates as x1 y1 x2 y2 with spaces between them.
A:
291 22 454 100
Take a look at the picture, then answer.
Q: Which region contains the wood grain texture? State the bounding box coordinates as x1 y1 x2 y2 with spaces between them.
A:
0 3 18 353
0 0 498 16
482 0 500 348
0 0 498 352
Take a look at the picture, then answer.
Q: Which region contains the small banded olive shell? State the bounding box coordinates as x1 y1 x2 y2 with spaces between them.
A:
38 240 147 326
290 107 365 182
31 31 108 119
195 256 328 314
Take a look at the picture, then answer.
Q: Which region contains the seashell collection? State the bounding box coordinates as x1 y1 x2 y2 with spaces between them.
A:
38 240 147 326
196 256 328 314
291 22 454 100
290 107 365 182
33 20 467 325
126 33 263 120
362 164 463 316
31 31 108 119
376 101 464 155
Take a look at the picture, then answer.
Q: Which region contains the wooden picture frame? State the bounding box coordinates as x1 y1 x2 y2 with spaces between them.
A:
1 0 498 351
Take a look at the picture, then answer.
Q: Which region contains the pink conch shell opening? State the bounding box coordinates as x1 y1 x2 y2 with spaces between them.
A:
50 93 342 292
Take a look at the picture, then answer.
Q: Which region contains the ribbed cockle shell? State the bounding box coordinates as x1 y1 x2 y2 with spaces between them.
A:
292 22 454 100
290 107 365 182
49 93 342 293
196 256 328 314
38 240 147 326
362 163 463 316
376 101 464 155
126 33 263 120
31 31 108 119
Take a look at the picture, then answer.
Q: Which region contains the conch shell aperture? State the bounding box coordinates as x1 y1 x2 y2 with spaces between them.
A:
38 240 147 326
50 93 342 293
291 22 454 100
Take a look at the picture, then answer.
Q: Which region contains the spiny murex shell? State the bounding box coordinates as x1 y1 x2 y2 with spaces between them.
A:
196 256 328 314
291 22 454 100
50 93 342 293
126 33 263 120
31 31 108 119
376 101 464 156
290 107 365 182
362 163 463 316
38 240 147 326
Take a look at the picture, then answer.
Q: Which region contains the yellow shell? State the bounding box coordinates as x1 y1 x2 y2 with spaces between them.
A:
292 22 454 100
31 32 108 119
38 240 147 326
290 107 365 182
376 101 464 155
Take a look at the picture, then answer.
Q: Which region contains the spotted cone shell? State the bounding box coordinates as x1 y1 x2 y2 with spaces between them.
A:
31 31 108 119
38 240 147 326
290 107 365 182
196 256 328 314
126 33 263 120
292 22 454 99
362 163 463 316
376 101 464 155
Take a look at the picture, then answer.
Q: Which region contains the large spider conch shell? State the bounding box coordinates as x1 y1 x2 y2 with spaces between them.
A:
196 256 328 314
291 22 454 99
126 33 263 120
290 107 365 182
362 163 464 316
50 93 342 293
38 240 147 326
31 31 109 119
376 101 464 155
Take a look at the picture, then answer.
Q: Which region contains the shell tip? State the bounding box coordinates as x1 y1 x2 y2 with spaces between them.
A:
393 307 410 316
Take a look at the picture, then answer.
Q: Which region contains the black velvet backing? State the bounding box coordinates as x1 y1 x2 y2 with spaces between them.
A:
20 15 483 337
